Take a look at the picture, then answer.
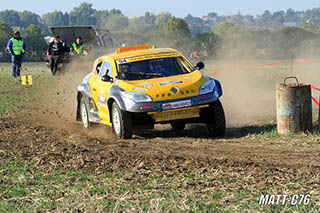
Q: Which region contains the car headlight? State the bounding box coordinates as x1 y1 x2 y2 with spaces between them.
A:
121 91 152 102
199 80 215 95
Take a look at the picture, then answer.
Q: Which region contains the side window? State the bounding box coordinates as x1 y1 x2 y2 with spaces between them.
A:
95 62 102 74
99 61 113 79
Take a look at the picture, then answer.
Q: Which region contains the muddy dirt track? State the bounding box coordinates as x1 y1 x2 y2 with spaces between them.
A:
1 113 320 176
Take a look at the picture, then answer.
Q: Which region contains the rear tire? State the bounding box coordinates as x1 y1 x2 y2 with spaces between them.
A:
111 102 132 139
206 100 226 137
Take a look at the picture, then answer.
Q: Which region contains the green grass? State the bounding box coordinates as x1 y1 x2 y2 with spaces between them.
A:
0 150 319 212
0 63 53 114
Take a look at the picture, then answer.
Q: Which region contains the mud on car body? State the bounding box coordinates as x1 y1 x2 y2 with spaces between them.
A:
76 44 225 139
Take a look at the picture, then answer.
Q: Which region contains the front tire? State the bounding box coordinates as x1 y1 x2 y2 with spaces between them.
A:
111 102 132 139
206 100 226 137
80 97 90 129
170 122 186 131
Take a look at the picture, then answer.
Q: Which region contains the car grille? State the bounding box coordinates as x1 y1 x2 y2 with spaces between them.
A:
155 89 196 98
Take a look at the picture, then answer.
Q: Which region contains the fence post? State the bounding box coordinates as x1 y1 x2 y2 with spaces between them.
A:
318 93 320 132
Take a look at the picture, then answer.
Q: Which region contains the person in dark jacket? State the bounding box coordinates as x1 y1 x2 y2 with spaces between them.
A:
47 35 65 75
7 31 26 78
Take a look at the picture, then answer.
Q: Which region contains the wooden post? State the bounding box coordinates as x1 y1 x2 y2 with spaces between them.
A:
318 92 320 132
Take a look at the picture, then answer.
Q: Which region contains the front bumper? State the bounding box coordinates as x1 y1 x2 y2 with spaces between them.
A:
124 91 219 113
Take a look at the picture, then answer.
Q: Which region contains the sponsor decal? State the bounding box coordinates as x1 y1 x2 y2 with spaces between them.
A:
159 80 184 86
161 109 195 119
171 87 178 94
116 59 129 64
142 84 153 88
130 53 180 62
132 87 147 92
184 77 192 79
162 100 192 110
98 90 106 104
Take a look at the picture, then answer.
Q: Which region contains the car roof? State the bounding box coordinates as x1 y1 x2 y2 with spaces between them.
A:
100 47 180 61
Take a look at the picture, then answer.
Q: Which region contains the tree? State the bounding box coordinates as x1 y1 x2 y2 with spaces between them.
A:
109 9 122 16
192 32 219 56
271 26 318 57
0 10 22 27
0 22 12 61
155 12 172 30
165 17 191 54
184 14 209 35
69 2 96 25
166 17 190 37
207 12 217 18
19 11 41 28
144 12 155 25
24 24 47 60
95 10 110 28
42 11 69 27
285 8 298 23
105 14 129 31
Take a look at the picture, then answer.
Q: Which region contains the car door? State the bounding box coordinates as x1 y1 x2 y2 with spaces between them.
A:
91 60 114 125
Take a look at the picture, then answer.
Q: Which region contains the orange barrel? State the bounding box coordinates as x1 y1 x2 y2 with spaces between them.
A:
276 77 312 134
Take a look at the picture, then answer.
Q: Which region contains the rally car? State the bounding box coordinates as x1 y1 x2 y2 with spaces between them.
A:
76 44 225 139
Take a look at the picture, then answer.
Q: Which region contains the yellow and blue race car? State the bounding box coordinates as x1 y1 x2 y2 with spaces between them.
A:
76 44 225 139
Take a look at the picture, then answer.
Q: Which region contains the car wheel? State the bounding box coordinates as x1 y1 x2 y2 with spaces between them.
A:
206 100 226 137
170 122 186 131
111 102 132 139
80 97 90 129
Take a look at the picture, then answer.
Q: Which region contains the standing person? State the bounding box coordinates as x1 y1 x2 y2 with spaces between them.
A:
47 35 65 75
72 37 84 55
7 31 26 78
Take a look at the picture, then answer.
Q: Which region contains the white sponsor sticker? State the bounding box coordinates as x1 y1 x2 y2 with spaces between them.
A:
98 90 106 104
132 87 147 92
162 100 192 110
142 84 153 88
159 80 184 86
116 59 129 64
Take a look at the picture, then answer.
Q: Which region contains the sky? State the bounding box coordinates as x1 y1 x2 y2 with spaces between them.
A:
0 0 319 17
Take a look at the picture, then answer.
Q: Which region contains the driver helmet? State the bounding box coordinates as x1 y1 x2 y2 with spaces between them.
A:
151 59 165 73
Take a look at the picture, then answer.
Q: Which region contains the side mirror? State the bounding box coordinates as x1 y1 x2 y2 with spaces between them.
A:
195 62 205 70
101 74 113 82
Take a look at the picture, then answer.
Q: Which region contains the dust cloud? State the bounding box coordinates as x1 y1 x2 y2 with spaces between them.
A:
207 58 320 126
29 41 320 134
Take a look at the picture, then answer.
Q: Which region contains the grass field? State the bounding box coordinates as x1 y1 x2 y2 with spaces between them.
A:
1 61 320 212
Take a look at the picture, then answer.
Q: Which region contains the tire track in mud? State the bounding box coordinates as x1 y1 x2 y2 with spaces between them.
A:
1 114 320 176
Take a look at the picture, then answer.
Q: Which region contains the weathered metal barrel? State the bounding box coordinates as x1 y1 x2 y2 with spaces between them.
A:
276 77 312 134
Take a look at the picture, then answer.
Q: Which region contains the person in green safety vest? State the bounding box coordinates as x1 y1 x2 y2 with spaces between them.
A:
7 31 26 78
72 37 84 55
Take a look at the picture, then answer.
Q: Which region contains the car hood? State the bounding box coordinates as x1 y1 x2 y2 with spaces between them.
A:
50 25 97 45
118 71 208 101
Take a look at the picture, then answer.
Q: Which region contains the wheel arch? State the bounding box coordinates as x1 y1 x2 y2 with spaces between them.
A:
107 96 126 122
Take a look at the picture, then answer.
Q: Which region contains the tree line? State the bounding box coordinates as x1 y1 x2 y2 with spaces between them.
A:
1 2 320 61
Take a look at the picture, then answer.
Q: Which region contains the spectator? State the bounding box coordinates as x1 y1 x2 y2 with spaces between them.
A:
7 31 26 78
72 37 84 55
47 35 65 75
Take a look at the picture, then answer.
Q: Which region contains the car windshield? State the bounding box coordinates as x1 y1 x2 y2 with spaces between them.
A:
117 57 194 80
